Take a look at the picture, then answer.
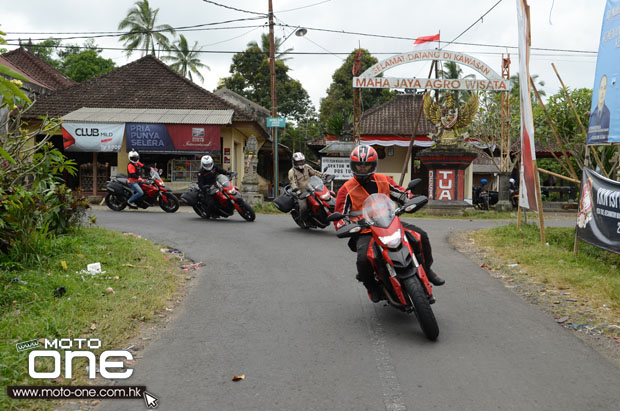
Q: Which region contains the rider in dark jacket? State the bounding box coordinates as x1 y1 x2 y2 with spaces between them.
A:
197 155 234 215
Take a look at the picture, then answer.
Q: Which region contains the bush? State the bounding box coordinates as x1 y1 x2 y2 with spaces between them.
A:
1 85 89 268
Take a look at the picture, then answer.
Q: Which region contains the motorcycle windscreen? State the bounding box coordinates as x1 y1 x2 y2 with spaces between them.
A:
362 193 396 228
307 176 324 191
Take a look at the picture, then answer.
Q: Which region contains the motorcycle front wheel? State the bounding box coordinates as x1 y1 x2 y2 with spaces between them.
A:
404 276 439 341
159 192 180 213
105 193 127 211
238 200 256 222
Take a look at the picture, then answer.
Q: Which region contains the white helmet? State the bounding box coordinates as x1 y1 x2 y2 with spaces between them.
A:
128 150 139 164
292 152 305 170
509 178 516 184
201 155 214 171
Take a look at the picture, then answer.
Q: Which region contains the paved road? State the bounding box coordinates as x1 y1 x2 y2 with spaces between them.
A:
95 207 620 411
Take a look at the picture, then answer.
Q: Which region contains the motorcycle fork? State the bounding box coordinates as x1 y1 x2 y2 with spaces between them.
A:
368 240 410 306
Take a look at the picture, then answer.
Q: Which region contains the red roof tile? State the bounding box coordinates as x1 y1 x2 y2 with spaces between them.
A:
0 47 75 90
25 55 254 123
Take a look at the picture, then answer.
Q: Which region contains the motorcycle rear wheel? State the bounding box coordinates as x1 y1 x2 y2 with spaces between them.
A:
159 192 180 213
404 276 439 341
238 200 256 222
105 193 127 211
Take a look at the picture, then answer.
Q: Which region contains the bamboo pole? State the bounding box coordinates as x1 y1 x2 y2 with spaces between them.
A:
536 167 580 184
398 61 436 186
551 63 609 178
530 78 579 181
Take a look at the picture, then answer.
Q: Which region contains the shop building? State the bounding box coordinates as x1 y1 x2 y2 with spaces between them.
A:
25 55 271 199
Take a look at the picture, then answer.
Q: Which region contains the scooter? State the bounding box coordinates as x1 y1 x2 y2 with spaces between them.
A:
327 181 439 341
105 167 179 212
275 175 335 229
472 180 498 210
181 172 256 222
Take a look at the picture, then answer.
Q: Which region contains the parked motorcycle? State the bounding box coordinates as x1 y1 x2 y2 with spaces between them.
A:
180 172 256 222
509 179 519 209
105 167 179 212
274 175 335 229
472 179 498 210
327 181 439 341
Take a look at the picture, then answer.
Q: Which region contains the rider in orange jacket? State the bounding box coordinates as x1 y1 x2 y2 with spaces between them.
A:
334 144 444 302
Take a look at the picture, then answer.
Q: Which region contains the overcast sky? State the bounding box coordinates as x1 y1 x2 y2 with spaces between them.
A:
1 0 606 111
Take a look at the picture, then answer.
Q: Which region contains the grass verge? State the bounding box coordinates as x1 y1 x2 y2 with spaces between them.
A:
471 223 620 336
0 227 185 410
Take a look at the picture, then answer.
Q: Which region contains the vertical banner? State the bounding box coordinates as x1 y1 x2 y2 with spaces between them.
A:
587 0 620 144
516 0 538 211
576 167 620 254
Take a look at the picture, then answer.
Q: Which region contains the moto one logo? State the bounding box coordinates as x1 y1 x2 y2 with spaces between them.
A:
28 338 133 380
75 128 100 137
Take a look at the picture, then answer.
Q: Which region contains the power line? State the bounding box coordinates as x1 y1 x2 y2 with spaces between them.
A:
276 0 332 13
274 23 598 55
442 0 505 50
3 41 598 58
200 0 266 16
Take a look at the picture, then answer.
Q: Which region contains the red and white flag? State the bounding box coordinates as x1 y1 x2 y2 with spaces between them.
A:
413 33 440 50
516 0 538 211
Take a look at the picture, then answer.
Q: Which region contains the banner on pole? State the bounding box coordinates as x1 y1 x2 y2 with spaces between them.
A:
576 167 620 255
516 0 538 211
587 0 620 144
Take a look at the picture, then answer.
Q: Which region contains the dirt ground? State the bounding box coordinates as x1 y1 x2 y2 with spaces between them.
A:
450 230 620 370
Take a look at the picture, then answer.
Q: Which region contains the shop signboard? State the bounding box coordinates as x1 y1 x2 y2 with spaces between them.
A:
125 123 221 152
62 122 124 152
321 157 352 180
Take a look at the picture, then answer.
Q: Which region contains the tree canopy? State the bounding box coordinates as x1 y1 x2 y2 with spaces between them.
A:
319 49 392 122
218 44 312 122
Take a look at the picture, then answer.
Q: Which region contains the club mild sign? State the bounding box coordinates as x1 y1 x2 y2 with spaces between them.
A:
353 50 511 91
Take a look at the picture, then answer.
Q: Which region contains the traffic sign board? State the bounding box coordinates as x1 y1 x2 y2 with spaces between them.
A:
267 117 286 128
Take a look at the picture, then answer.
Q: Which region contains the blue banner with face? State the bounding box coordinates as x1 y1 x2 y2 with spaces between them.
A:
587 0 620 144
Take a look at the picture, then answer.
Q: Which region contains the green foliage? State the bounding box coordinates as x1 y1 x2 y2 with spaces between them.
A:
0 100 88 266
162 34 209 83
247 33 294 62
59 48 116 82
219 44 313 122
21 38 63 68
118 0 176 57
319 49 393 122
0 228 183 410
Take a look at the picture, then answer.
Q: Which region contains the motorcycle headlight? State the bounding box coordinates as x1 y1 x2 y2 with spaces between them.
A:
320 192 331 200
379 229 401 248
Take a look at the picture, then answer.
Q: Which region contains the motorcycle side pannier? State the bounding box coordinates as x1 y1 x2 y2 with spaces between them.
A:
273 192 295 212
107 180 127 195
181 187 200 206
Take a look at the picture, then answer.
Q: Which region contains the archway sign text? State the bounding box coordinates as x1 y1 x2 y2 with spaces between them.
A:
353 50 511 91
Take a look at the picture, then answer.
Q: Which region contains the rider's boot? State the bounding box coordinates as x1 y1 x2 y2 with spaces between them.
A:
356 273 384 303
426 268 445 286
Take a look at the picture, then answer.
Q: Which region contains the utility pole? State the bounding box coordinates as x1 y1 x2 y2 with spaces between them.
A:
268 0 278 195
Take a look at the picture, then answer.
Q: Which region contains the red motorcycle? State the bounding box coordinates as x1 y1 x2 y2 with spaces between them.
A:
105 168 179 212
327 183 439 340
274 175 335 229
181 173 256 222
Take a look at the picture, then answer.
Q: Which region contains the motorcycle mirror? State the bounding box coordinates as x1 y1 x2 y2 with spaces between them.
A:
158 169 163 175
407 178 422 191
327 212 343 222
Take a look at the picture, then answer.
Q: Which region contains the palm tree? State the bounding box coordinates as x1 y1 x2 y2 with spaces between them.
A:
440 61 475 104
247 33 293 62
162 35 209 83
118 0 175 57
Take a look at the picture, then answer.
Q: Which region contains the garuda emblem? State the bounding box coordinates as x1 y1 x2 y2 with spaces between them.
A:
423 91 479 146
